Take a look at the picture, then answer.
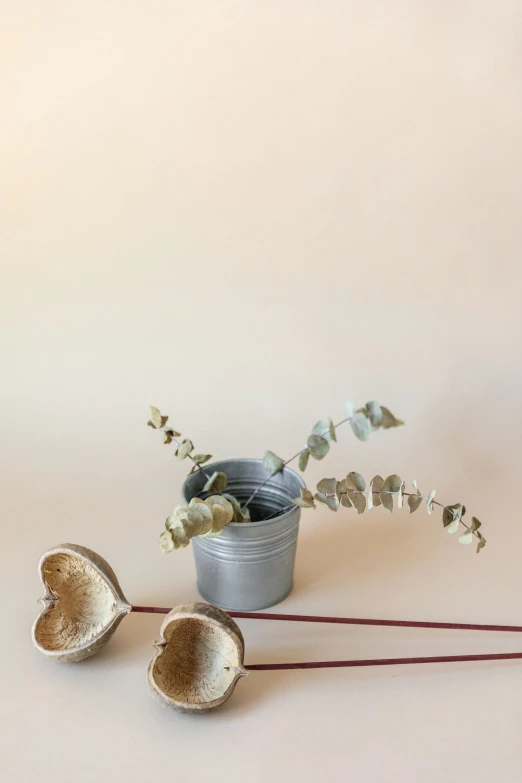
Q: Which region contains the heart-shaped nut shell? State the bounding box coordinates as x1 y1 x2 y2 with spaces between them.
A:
148 603 247 713
32 544 131 662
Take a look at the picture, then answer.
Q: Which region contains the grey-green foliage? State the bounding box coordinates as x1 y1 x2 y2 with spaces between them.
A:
292 474 486 554
160 493 251 553
265 398 404 479
148 404 222 478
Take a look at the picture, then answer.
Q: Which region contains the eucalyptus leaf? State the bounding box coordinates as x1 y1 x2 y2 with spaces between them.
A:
426 489 436 515
442 504 463 534
176 439 193 460
370 475 384 507
292 487 316 509
364 401 383 428
380 406 404 429
163 430 174 445
311 419 336 443
345 397 355 419
346 472 366 491
336 479 352 508
222 493 243 521
476 537 486 553
263 450 285 476
397 482 405 509
314 491 339 512
203 471 228 494
350 412 370 441
347 491 366 514
307 434 330 460
186 498 214 536
471 516 481 532
380 475 401 513
150 406 164 429
206 496 235 530
317 477 337 496
298 449 310 472
206 495 234 525
459 529 473 545
408 494 423 513
159 530 174 553
192 454 212 465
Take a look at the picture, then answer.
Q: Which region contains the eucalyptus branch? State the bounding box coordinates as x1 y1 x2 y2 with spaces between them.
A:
291 474 486 554
240 415 352 513
147 405 213 482
240 399 404 514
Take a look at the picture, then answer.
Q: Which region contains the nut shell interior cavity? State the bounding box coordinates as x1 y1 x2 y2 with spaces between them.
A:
148 603 247 713
32 543 131 662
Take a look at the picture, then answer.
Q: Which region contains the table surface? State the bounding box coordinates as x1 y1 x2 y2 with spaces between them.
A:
2 1 522 781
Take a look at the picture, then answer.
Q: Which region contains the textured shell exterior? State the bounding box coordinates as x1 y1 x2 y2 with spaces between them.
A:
32 543 131 662
148 602 247 713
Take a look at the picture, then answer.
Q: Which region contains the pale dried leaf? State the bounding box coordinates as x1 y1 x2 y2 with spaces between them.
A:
347 491 366 514
263 450 285 476
176 440 193 460
222 493 242 521
364 401 383 428
370 475 384 507
426 489 436 515
203 471 228 494
346 471 366 491
459 529 473 545
380 489 395 513
292 487 316 509
317 477 337 496
476 537 486 554
312 419 336 443
307 434 330 460
350 412 370 441
186 499 214 536
442 504 462 533
397 482 404 509
471 516 482 532
345 398 355 418
150 406 164 429
314 491 339 512
192 454 212 465
380 406 404 429
206 495 235 527
298 449 310 472
408 494 423 514
159 530 174 553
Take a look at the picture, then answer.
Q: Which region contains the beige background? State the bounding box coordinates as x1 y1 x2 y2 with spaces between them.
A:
2 1 522 780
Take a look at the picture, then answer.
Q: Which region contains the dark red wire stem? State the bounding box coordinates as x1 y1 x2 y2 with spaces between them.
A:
246 652 522 671
130 606 522 671
131 606 522 634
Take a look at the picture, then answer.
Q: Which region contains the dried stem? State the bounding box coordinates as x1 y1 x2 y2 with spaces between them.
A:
240 417 352 515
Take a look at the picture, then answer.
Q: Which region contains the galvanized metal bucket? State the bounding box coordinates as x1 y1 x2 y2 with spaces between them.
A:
181 459 306 611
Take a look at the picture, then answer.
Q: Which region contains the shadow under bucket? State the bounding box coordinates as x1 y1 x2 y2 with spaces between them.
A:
181 459 306 611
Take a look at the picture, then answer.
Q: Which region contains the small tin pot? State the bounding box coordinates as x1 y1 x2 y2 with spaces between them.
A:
181 459 306 611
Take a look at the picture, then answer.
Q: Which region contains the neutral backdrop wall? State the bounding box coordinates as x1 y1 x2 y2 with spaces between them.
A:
2 2 522 781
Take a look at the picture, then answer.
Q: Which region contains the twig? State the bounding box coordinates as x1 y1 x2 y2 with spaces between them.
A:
246 652 522 671
240 417 352 515
131 605 522 633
